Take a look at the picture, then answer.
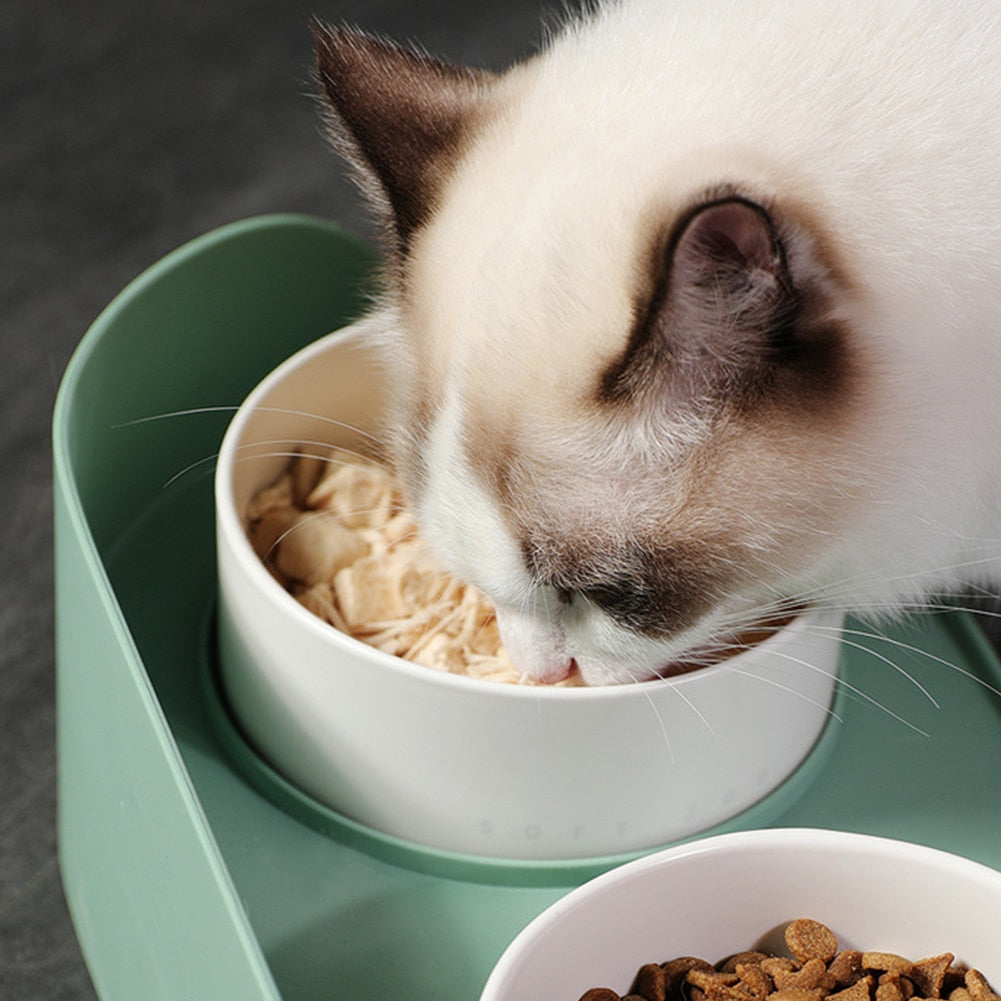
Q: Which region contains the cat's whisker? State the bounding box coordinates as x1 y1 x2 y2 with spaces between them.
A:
639 687 676 764
164 447 326 490
708 591 1001 711
161 451 223 489
800 549 1001 610
905 511 1001 547
115 404 388 449
805 621 1001 701
113 405 242 428
739 648 930 737
159 438 397 491
821 631 940 708
235 441 394 476
787 594 1001 624
721 665 846 728
650 673 717 744
259 506 343 562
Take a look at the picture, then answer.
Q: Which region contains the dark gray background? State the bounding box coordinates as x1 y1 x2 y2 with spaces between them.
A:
3 2 999 998
2 3 559 997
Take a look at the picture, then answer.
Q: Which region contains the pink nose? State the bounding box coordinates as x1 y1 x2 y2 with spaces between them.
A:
493 605 577 684
534 656 577 685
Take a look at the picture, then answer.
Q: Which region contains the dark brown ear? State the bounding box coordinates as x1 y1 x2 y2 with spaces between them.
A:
311 21 494 253
602 197 798 403
670 198 790 321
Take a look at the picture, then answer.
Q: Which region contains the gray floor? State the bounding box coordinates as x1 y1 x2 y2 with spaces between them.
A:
4 3 1001 999
2 3 556 997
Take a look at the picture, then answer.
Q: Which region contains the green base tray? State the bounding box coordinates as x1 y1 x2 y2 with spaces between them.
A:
53 216 1001 1001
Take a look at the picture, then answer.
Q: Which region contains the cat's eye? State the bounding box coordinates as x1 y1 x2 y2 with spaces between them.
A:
581 580 667 635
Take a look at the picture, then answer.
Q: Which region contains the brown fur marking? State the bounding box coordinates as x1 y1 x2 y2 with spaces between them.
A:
312 22 496 254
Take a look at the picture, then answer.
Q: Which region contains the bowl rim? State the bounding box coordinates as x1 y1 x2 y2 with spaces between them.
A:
215 326 843 701
482 827 1001 994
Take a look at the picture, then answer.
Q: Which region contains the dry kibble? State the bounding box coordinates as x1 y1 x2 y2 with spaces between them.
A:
875 971 907 1001
908 956 954 999
720 952 771 973
787 920 839 964
829 978 874 1001
864 955 913 976
786 959 838 992
967 971 996 1001
575 921 996 1001
579 990 622 1001
761 959 799 980
735 963 775 997
769 988 826 1001
688 969 741 991
942 968 969 994
662 958 714 995
828 955 865 989
686 969 726 1001
629 963 666 1001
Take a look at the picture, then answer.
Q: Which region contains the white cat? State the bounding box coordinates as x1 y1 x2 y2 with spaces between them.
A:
312 0 1001 685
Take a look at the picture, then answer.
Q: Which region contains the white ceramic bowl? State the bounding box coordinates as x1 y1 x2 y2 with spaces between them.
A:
214 323 844 860
481 828 1001 1000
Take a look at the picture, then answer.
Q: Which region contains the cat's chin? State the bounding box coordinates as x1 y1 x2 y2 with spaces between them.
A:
494 603 683 686
571 654 681 687
571 608 803 685
495 601 799 686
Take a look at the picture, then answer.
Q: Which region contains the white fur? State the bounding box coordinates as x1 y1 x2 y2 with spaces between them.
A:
418 391 737 684
383 0 1001 682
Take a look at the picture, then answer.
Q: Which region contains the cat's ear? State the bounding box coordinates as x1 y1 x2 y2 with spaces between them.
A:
604 197 799 402
312 21 494 253
669 197 791 327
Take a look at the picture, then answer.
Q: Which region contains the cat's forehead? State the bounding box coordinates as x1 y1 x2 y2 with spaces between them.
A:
405 225 637 414
395 42 867 469
402 91 665 416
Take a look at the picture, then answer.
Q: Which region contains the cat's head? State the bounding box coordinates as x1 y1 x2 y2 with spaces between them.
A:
313 22 884 685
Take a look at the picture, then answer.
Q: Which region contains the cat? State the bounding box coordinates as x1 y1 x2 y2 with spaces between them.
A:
310 0 1001 685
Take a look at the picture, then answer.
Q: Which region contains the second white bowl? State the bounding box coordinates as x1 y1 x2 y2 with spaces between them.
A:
481 828 1001 999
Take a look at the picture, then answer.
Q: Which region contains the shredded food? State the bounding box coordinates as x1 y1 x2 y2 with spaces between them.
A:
245 448 583 685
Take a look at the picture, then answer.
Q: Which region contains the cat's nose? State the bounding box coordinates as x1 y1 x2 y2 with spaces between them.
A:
531 655 576 685
493 603 573 684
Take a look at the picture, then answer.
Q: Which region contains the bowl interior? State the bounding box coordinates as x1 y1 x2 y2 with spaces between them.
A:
481 829 1001 1000
225 323 388 523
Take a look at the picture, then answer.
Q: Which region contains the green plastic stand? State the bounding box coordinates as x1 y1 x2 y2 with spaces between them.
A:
53 216 1001 1001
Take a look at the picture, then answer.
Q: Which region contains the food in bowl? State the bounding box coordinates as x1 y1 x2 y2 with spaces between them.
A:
574 918 998 1001
245 447 580 685
246 448 794 686
478 829 1001 993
